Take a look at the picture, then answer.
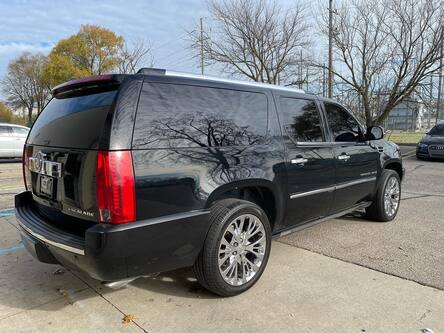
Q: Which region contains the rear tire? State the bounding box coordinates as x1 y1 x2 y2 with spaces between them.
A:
194 199 271 297
365 170 401 222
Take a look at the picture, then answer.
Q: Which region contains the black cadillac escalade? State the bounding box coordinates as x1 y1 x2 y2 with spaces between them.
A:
16 69 404 296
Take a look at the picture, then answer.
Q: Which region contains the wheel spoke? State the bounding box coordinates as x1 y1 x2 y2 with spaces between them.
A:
220 238 233 250
383 176 400 217
245 234 265 251
218 213 267 286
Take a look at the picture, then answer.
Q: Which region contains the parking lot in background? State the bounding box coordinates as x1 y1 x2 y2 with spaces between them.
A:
1 154 443 332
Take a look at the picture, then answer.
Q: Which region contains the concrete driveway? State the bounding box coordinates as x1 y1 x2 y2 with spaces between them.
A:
0 156 443 332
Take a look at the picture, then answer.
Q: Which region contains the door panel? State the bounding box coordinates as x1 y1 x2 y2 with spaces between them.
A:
332 143 379 212
322 102 379 212
285 144 335 226
275 95 335 229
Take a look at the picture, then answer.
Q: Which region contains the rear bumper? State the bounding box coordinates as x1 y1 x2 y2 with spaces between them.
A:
15 191 210 281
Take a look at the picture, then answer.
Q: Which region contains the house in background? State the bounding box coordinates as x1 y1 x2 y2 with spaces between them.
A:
383 97 435 131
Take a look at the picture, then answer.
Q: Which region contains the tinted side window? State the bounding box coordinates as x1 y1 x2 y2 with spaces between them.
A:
0 126 10 136
324 103 360 142
279 97 324 143
133 83 268 149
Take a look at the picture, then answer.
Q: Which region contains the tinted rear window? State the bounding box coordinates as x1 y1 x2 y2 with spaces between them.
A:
132 82 268 149
28 90 117 149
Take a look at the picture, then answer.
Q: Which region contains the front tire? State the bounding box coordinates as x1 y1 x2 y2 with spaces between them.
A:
194 199 271 297
365 170 401 222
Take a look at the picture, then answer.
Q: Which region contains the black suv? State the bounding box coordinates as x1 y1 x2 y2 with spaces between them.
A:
16 69 403 296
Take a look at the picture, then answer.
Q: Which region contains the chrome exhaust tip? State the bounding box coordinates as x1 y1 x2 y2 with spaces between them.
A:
102 273 159 289
102 277 137 289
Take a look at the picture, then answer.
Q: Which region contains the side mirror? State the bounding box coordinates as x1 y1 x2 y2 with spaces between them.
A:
368 126 384 140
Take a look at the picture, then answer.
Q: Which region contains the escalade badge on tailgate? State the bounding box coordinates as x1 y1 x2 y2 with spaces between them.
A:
29 152 63 178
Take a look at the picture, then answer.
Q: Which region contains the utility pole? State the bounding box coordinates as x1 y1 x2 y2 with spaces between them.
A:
299 49 303 89
436 28 443 124
429 75 433 128
200 17 205 75
328 0 333 98
322 64 326 97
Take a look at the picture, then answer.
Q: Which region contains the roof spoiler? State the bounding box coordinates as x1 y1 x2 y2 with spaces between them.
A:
52 75 123 97
137 68 166 75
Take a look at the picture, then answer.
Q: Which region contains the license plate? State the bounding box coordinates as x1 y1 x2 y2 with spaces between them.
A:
40 176 54 197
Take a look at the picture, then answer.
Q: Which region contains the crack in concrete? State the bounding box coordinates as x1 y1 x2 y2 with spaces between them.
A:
418 309 431 322
408 164 424 174
404 190 444 198
69 270 149 333
401 194 431 201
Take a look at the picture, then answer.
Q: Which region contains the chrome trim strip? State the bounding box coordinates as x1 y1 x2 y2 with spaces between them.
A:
19 223 85 255
289 177 377 199
275 201 371 238
335 177 376 190
290 186 335 199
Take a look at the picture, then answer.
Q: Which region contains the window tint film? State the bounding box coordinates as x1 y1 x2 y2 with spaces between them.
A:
28 90 117 149
324 103 360 142
133 83 268 149
279 97 324 143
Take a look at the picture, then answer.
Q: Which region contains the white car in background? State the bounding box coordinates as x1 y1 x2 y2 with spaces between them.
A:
0 123 30 158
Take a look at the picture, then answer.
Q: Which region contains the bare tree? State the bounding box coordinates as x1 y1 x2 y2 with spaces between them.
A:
189 0 309 84
1 53 51 124
133 112 270 184
117 39 154 74
320 0 443 126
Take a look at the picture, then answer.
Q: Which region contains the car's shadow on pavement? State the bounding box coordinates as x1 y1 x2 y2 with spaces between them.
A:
0 254 216 316
125 268 218 299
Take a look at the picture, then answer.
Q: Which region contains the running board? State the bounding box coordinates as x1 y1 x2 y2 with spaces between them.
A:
273 201 371 239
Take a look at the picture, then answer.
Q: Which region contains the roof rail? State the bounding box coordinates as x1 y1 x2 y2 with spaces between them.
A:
136 68 305 94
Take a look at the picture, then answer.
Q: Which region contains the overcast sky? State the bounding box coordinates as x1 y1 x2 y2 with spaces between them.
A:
0 0 320 87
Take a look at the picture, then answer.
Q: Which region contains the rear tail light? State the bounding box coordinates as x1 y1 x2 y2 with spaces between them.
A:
96 151 136 224
22 145 31 191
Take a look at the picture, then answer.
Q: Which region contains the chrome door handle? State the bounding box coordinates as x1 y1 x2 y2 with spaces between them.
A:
338 154 350 161
291 158 308 165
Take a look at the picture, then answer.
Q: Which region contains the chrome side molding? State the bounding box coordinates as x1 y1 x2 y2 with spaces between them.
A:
289 177 376 199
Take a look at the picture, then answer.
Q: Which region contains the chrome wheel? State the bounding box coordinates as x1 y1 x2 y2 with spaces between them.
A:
384 177 400 217
218 214 267 286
